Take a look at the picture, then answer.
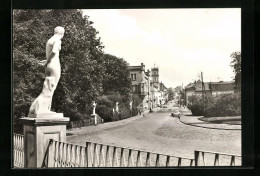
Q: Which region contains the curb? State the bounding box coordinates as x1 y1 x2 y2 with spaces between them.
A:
67 108 159 136
179 116 241 131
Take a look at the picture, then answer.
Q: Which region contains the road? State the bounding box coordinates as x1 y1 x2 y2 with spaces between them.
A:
67 102 241 160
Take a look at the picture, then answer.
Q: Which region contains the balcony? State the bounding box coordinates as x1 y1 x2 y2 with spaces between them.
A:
139 83 148 96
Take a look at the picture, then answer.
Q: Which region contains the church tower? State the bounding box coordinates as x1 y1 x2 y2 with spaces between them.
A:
151 65 159 88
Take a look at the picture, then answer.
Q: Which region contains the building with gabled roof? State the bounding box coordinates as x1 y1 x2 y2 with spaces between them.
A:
127 63 168 110
209 81 235 97
128 63 150 110
185 80 235 105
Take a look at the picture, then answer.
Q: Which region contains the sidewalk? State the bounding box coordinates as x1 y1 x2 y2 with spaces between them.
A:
179 107 241 130
66 108 156 137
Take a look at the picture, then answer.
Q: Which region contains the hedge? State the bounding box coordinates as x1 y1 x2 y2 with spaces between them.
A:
188 93 241 117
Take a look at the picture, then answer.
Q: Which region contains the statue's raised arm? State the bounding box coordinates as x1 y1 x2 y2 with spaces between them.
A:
29 26 65 117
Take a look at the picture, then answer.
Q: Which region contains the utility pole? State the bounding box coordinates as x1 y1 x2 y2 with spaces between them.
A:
201 72 205 113
148 71 151 112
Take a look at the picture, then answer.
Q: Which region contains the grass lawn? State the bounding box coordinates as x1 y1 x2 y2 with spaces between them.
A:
198 116 241 125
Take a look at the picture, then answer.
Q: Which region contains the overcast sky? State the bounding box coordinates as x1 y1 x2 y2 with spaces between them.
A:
82 9 241 88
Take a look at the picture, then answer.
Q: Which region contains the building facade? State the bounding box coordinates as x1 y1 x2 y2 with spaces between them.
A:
128 63 168 110
159 82 168 105
185 80 235 105
128 63 149 110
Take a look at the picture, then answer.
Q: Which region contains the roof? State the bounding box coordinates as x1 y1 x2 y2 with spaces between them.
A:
175 86 184 92
160 82 167 91
185 83 195 90
128 66 143 71
210 81 235 91
128 63 145 71
194 80 210 91
185 80 235 92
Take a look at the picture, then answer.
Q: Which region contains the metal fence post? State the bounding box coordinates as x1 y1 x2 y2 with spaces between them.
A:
194 150 199 166
85 142 90 167
214 154 219 166
230 156 235 166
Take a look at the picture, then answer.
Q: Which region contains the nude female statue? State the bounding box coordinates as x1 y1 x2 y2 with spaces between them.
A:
29 26 65 116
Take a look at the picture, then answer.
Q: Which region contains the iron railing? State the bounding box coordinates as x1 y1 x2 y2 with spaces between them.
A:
85 141 195 167
13 133 24 168
42 139 87 167
194 150 241 166
42 139 194 167
14 135 242 168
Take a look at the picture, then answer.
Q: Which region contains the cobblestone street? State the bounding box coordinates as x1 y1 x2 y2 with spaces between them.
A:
67 102 241 160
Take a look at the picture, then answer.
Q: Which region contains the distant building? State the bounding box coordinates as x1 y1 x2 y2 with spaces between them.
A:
128 63 149 110
149 67 158 107
151 67 159 88
210 81 235 97
159 82 168 104
128 63 168 110
172 86 184 106
185 80 235 105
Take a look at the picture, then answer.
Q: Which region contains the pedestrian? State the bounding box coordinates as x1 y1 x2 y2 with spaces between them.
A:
139 109 142 115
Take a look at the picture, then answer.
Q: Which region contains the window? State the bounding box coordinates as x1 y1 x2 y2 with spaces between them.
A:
131 73 136 81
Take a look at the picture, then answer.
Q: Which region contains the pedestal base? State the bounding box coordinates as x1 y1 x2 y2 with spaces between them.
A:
21 116 69 168
28 112 64 118
91 114 97 125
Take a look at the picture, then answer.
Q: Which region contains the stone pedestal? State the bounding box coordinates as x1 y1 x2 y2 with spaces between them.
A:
91 114 97 125
21 116 69 168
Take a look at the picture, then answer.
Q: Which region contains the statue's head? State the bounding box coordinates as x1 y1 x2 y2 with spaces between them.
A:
54 26 65 39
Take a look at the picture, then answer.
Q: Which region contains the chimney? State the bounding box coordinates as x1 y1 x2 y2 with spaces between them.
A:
141 63 145 71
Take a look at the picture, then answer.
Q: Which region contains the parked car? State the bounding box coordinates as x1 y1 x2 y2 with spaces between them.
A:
171 109 180 117
162 104 167 108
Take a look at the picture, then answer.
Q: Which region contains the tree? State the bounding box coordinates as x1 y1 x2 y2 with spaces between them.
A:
167 88 174 100
13 10 132 133
102 54 132 96
230 51 241 92
95 91 134 122
13 10 104 133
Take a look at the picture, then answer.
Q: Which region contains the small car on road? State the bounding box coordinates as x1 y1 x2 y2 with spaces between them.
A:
171 109 180 118
162 104 167 108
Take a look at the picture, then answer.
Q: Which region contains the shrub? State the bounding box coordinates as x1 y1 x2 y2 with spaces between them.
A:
190 101 204 116
189 93 241 117
188 95 204 116
204 93 241 117
96 105 113 122
119 104 131 120
95 91 135 121
132 107 138 116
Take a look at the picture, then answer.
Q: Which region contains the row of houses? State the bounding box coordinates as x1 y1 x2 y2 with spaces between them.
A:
127 63 168 110
185 80 235 104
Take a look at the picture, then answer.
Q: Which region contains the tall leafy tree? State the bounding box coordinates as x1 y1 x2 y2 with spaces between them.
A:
102 54 132 96
13 10 132 133
230 51 241 92
13 10 105 131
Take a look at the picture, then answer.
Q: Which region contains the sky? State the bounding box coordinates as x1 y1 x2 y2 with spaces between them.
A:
82 9 241 88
